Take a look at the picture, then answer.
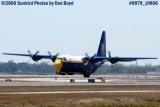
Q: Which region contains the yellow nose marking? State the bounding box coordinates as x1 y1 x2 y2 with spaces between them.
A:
54 59 63 74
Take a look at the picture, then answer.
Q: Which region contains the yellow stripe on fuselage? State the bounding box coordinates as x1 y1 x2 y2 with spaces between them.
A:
54 59 63 74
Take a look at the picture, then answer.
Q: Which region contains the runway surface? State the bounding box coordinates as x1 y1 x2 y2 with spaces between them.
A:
0 90 160 95
0 75 160 86
1 79 160 86
0 75 160 107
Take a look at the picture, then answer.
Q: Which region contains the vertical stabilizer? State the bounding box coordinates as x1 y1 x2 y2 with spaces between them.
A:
97 31 106 57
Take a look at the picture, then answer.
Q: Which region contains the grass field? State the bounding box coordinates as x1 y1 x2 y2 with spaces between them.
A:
0 85 160 107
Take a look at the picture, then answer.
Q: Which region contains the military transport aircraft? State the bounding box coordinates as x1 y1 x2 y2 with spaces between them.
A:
2 31 157 77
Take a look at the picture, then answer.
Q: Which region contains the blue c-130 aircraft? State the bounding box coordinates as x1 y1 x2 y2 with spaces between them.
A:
3 31 157 77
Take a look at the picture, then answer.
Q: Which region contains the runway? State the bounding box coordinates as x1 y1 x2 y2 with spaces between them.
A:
0 75 160 107
0 90 160 95
1 76 160 86
0 75 160 86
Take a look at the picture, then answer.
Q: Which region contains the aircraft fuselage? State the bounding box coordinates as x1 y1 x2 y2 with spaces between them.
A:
54 55 103 77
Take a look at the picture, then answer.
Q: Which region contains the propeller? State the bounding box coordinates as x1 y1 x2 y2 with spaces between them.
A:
83 53 96 65
27 50 41 62
108 51 111 59
48 51 59 62
83 53 90 61
108 51 118 64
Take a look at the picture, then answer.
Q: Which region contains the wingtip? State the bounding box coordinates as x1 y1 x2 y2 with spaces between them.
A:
2 53 12 55
2 53 7 55
149 57 158 60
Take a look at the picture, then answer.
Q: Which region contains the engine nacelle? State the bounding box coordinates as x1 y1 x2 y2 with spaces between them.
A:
31 56 42 62
110 57 119 64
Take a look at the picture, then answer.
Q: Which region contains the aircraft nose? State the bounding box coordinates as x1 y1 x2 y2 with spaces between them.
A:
54 59 63 74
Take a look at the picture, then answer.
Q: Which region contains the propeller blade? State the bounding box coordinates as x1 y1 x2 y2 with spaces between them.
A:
27 50 33 57
55 53 59 56
34 50 39 56
51 53 59 62
85 53 89 57
48 51 52 57
108 51 111 58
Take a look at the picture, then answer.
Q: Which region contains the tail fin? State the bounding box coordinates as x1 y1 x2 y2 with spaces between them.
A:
97 31 106 57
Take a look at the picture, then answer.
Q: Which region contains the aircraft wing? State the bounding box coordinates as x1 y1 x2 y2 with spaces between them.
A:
93 56 157 64
2 51 59 62
3 53 49 58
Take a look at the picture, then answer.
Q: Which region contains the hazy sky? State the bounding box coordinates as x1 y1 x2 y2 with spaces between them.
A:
0 0 160 65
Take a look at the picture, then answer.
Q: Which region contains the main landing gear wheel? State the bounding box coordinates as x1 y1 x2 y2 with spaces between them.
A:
83 73 90 78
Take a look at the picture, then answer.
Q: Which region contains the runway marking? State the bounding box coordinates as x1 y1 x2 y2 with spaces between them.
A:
0 90 160 95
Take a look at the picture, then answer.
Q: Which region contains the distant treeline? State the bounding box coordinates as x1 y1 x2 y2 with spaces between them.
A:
0 61 54 75
95 64 160 75
0 61 160 75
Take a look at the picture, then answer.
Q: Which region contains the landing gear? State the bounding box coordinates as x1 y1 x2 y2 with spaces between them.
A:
67 73 74 75
83 72 90 78
61 72 66 75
